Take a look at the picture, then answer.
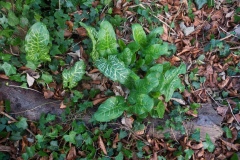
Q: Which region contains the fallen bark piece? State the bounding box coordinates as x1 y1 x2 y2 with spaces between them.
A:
0 79 63 121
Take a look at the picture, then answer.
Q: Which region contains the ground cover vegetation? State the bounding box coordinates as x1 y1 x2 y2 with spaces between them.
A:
0 0 240 159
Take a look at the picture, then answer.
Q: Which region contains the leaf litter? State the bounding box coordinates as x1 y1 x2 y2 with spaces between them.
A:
0 0 240 159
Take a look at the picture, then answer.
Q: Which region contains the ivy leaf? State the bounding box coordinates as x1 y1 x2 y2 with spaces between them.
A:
96 21 118 57
15 117 28 130
25 22 51 63
1 62 16 76
41 73 53 84
132 24 147 47
203 133 215 152
94 96 125 122
191 128 200 142
184 149 194 160
8 11 19 26
130 94 154 115
194 0 207 9
157 63 186 102
80 22 99 60
95 55 131 85
62 60 86 89
63 131 77 144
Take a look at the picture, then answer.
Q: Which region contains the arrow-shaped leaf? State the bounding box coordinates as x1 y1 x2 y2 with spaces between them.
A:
96 21 118 57
62 60 86 89
94 96 125 122
158 63 186 102
95 55 131 85
25 22 51 62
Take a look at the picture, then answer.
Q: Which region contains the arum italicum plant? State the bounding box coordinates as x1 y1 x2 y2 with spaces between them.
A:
81 21 186 122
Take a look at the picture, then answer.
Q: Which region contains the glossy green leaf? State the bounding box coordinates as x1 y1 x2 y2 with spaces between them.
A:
62 60 86 89
191 128 200 142
118 48 135 66
145 43 168 64
157 63 186 102
94 96 125 122
63 131 77 144
156 101 165 118
15 117 28 130
135 73 159 94
95 55 131 85
203 133 215 152
1 62 16 76
79 22 99 61
96 21 118 57
25 22 51 62
8 11 19 26
41 73 53 84
184 149 194 160
130 94 154 115
132 24 147 47
148 27 164 40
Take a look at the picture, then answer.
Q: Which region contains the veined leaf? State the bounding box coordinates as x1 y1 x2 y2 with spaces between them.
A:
145 43 168 64
130 94 154 115
157 63 186 102
148 27 164 40
62 60 86 89
25 22 51 62
135 73 159 94
79 22 99 61
96 21 118 57
156 101 165 118
132 24 147 47
95 55 131 85
94 96 125 122
118 48 135 66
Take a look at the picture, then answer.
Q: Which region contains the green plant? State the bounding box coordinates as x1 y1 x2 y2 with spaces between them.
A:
204 39 230 57
80 21 186 122
25 22 51 67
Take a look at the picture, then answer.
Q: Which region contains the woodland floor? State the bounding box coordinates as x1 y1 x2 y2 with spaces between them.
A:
1 0 240 160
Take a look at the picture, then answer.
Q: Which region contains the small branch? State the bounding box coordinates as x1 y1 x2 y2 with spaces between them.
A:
10 101 61 114
152 14 177 34
226 100 240 126
170 127 179 144
7 84 42 94
0 111 35 136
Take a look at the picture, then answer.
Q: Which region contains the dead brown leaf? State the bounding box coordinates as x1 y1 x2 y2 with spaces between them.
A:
60 101 67 109
220 138 238 151
121 116 134 128
98 136 107 155
66 146 76 160
44 90 54 99
0 74 9 79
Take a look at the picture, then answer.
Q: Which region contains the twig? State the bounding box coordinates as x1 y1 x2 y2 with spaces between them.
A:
170 127 179 144
0 111 35 136
10 101 61 114
219 26 238 41
7 84 42 94
230 46 240 50
152 14 177 34
203 83 226 107
230 75 240 78
226 100 240 126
